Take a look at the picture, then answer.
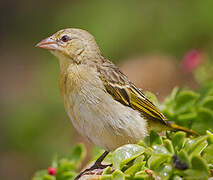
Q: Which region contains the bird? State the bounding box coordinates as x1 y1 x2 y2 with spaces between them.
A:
36 28 198 179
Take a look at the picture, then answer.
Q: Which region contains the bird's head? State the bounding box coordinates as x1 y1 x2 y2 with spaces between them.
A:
36 28 101 64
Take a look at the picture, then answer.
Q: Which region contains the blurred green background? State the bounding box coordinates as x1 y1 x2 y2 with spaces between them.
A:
1 0 213 179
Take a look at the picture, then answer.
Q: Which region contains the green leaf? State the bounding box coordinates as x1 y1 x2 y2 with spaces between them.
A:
161 87 179 118
191 155 209 171
135 170 152 179
150 131 163 146
164 139 174 154
132 175 148 179
102 166 112 175
175 90 199 114
135 170 147 176
67 143 86 165
43 175 56 180
32 170 48 180
152 145 170 155
196 107 213 121
207 88 213 96
137 140 147 148
199 82 213 97
101 175 113 180
157 164 173 180
124 162 144 176
202 144 213 164
56 159 76 175
177 112 197 126
148 154 171 170
134 155 145 164
184 136 208 156
172 132 186 152
112 169 125 180
200 96 213 110
112 144 145 169
172 175 182 180
177 150 190 167
60 171 76 179
191 107 213 134
207 130 213 144
183 156 209 180
164 87 179 105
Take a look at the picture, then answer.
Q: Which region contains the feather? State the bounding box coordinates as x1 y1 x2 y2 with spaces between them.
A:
97 61 168 125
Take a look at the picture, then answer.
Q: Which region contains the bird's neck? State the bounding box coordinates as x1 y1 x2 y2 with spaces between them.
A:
51 51 73 73
55 50 106 74
58 57 72 73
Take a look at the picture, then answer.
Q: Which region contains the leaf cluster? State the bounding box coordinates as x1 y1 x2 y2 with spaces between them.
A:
161 83 213 134
33 131 213 180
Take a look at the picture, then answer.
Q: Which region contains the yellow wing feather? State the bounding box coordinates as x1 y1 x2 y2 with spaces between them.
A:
97 62 167 125
129 84 167 124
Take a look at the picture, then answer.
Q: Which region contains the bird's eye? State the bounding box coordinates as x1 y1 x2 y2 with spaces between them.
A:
61 35 71 42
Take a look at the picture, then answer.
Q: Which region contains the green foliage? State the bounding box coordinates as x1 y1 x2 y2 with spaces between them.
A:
33 144 85 180
112 144 145 170
33 131 213 180
33 85 213 180
161 83 213 134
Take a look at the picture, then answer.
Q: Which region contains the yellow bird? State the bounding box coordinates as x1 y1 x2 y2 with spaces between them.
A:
36 28 198 179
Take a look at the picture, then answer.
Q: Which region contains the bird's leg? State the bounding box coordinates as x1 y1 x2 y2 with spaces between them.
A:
74 151 112 180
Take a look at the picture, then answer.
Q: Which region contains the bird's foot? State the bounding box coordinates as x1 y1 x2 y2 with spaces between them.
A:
74 162 112 180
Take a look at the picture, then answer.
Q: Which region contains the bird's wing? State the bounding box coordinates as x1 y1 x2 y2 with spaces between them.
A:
97 61 167 124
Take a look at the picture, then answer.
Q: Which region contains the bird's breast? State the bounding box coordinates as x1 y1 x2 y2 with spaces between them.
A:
59 64 107 129
59 64 148 150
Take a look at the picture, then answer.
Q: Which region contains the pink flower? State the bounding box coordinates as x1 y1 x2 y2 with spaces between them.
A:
48 167 57 176
180 49 204 73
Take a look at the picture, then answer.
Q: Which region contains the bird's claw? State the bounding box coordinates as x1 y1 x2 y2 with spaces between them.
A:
74 163 112 180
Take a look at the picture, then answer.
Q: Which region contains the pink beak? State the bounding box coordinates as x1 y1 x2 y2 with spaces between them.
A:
36 37 59 50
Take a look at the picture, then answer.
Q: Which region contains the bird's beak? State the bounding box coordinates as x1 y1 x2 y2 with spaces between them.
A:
36 37 59 50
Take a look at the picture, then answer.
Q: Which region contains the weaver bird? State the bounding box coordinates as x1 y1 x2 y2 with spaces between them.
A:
36 28 198 179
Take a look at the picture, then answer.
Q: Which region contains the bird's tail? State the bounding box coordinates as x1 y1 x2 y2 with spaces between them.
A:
167 122 200 136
